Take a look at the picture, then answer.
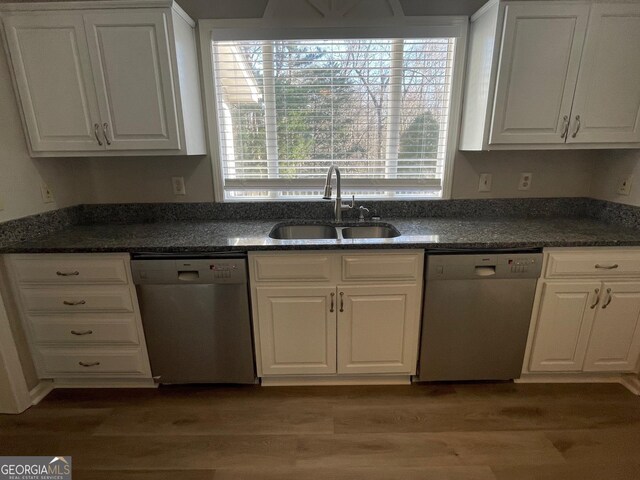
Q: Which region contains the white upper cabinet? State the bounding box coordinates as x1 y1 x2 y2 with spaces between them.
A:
490 4 588 145
459 0 640 150
3 13 103 152
0 1 206 157
568 4 640 144
83 11 180 151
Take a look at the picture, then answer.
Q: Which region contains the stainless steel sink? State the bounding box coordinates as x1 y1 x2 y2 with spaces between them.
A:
269 224 338 240
340 225 401 239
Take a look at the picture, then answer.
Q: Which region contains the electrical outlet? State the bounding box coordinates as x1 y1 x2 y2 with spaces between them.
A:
172 176 186 196
618 175 633 196
518 172 533 191
478 173 492 192
40 182 54 203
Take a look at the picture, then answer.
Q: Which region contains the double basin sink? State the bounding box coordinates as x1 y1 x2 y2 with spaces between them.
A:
269 223 401 240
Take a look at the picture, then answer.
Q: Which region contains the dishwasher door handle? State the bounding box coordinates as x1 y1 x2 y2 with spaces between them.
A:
475 266 496 276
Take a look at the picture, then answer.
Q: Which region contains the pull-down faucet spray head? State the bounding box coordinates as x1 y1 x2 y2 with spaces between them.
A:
322 165 337 200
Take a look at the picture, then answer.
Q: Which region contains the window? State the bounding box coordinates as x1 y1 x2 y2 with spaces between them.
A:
205 26 465 201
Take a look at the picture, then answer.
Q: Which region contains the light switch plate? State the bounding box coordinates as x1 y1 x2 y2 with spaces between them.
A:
478 173 492 192
618 175 633 196
40 183 54 203
518 172 532 191
172 176 186 196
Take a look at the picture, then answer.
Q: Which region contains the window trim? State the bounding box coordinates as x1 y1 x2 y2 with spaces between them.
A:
199 17 468 202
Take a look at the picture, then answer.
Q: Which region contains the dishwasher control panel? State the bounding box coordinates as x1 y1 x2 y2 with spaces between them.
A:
427 252 543 280
508 257 538 274
131 258 247 285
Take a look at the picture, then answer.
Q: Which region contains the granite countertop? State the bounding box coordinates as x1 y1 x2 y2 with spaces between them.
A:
1 215 639 253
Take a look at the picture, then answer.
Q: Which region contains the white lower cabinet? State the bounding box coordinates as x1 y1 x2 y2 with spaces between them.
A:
527 248 640 376
529 281 599 372
583 282 640 372
255 286 336 375
337 284 420 374
6 253 152 384
249 250 424 382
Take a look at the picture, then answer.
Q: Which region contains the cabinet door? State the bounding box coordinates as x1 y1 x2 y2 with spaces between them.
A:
584 282 640 372
489 3 589 145
337 284 420 374
255 286 336 375
83 11 180 150
3 13 103 152
529 281 600 372
568 4 640 144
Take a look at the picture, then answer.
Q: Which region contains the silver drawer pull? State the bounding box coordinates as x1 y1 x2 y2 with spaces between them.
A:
94 123 103 146
78 361 100 367
602 288 613 309
571 115 581 138
560 115 569 139
103 123 112 146
590 288 600 309
595 264 619 270
63 300 86 306
56 271 80 276
71 330 93 336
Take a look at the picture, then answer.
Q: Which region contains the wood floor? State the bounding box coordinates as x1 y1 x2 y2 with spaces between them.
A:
1 382 640 479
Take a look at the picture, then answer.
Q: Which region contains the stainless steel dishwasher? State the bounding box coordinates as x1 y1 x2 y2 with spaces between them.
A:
418 250 543 382
131 253 256 384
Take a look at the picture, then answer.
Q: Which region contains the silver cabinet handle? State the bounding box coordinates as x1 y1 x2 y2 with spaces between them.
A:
330 292 335 313
595 264 619 270
79 361 100 367
56 271 79 277
63 300 86 306
339 292 344 312
71 330 93 336
560 115 570 139
94 123 103 146
571 115 581 138
590 288 600 309
602 288 612 309
103 123 112 145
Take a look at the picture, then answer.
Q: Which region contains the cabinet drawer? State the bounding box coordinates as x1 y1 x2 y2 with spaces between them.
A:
12 257 128 285
253 254 333 282
29 315 139 345
342 253 421 281
546 251 640 278
38 348 148 376
21 286 134 313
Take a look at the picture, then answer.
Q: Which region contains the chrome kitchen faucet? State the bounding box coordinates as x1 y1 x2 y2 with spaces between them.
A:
322 165 354 222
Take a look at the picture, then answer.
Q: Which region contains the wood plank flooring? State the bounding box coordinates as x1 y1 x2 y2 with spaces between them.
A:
1 382 640 479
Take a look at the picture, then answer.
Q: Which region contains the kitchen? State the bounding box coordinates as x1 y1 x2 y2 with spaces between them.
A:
0 0 640 477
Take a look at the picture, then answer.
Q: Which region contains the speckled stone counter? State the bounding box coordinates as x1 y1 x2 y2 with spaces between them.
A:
2 216 639 254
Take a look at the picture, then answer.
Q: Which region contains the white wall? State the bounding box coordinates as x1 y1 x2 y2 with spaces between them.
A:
81 156 215 204
591 149 640 206
452 150 596 199
78 150 597 204
0 36 84 222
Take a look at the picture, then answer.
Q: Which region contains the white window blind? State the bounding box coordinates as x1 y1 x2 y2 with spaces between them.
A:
211 37 456 200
